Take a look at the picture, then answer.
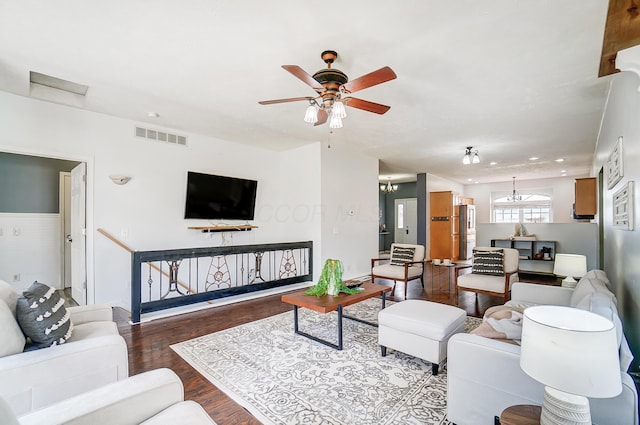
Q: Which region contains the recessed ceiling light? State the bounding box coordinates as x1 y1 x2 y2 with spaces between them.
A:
475 181 479 184
529 157 539 161
555 158 564 162
467 178 473 182
147 112 160 118
561 173 567 177
490 161 497 166
561 170 567 173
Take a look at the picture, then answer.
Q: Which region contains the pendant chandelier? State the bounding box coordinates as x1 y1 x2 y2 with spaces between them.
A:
462 146 480 165
507 176 522 202
380 178 398 193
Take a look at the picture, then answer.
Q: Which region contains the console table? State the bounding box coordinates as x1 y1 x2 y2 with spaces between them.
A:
491 239 556 276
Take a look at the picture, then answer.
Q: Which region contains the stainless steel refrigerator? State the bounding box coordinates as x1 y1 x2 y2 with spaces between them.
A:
458 204 476 260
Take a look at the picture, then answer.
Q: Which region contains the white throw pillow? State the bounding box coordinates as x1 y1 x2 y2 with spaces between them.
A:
0 299 26 357
581 269 610 287
0 279 18 318
569 277 613 307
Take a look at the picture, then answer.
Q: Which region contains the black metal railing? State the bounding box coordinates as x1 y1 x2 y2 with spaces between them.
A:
131 241 312 322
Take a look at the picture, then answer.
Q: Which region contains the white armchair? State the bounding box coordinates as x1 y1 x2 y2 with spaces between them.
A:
0 368 217 425
456 246 519 303
0 280 129 416
371 243 425 299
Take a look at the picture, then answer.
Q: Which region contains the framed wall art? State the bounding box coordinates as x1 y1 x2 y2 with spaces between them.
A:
606 136 624 190
613 181 634 230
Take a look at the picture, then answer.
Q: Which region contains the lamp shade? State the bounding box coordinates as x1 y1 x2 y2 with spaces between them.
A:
520 305 622 398
553 253 586 281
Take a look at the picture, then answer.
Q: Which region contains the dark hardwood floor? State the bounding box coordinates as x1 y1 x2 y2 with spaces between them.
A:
114 266 510 424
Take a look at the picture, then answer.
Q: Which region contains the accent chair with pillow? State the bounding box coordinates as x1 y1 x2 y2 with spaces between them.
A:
456 246 519 304
0 279 129 416
371 243 425 299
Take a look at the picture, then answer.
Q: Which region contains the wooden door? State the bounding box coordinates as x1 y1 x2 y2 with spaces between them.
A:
430 191 455 260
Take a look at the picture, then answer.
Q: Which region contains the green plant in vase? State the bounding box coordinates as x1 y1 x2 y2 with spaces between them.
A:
305 259 361 297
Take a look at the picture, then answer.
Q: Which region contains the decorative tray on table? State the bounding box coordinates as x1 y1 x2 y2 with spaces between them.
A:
343 277 369 288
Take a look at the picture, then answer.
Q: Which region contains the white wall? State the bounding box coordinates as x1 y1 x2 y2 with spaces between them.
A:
593 67 640 371
277 143 322 278
476 223 599 271
321 143 379 279
0 214 61 290
427 173 465 194
463 176 585 223
0 90 378 309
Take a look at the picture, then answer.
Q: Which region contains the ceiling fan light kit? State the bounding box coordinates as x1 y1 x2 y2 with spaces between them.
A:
304 103 319 123
259 50 396 128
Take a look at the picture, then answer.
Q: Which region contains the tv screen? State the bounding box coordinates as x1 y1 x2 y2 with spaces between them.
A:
184 172 257 220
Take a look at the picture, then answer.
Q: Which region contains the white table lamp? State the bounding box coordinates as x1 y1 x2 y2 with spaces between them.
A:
553 253 587 288
520 305 622 425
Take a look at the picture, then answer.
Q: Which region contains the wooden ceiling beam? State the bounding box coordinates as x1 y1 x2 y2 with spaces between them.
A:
600 0 640 77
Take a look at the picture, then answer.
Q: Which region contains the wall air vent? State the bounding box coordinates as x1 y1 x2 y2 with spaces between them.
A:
134 126 187 146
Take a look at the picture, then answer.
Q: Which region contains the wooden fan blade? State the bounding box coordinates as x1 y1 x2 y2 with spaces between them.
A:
314 109 328 126
282 65 324 91
342 66 397 94
343 97 391 114
258 96 314 105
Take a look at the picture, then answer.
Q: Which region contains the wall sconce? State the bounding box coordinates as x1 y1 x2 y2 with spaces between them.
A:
109 175 132 185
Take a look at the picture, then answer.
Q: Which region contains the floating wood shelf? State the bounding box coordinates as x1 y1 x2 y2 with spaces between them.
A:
188 225 258 233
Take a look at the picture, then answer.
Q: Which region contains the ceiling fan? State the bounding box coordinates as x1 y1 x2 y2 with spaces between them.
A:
258 50 397 128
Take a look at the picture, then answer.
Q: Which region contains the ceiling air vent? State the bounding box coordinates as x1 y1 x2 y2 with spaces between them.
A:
134 126 187 146
29 71 89 107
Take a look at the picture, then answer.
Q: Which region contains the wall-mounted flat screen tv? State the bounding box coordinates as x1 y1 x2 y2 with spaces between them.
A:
184 171 257 220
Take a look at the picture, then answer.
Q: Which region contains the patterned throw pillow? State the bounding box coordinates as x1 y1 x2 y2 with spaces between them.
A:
16 281 73 348
472 249 505 276
390 246 416 266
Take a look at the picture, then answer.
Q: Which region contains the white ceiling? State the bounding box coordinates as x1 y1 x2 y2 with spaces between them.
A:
0 1 612 184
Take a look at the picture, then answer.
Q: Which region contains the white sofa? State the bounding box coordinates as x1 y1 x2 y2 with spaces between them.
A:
0 279 129 416
0 368 217 424
447 270 639 425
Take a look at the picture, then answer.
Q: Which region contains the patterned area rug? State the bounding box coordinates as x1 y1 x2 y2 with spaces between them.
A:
171 299 482 425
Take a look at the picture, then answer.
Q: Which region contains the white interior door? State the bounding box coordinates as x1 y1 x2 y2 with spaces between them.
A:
70 163 87 305
60 172 72 288
394 198 417 244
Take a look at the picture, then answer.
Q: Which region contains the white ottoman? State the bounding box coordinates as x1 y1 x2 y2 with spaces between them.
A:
378 300 466 375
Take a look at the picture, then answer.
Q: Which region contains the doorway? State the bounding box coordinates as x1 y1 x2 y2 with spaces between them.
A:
394 198 417 244
0 151 86 304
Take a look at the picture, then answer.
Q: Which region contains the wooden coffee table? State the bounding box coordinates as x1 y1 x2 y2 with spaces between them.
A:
281 282 391 350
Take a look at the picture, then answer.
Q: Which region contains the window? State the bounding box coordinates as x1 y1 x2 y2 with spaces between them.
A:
397 204 404 229
492 193 552 223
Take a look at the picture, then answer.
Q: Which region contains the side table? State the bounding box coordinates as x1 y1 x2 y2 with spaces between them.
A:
499 404 541 425
429 262 471 294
